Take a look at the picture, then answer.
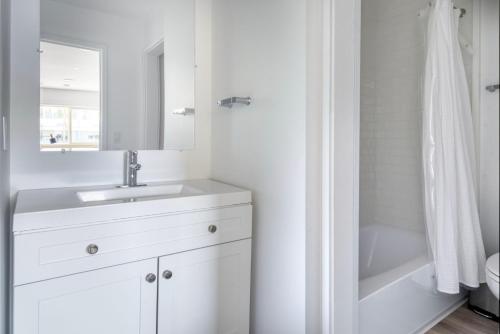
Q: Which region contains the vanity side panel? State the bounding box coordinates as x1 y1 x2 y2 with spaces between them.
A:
14 205 252 286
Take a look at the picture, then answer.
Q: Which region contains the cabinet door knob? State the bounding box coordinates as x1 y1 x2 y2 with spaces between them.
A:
86 244 99 255
145 273 157 283
208 225 217 233
163 270 173 279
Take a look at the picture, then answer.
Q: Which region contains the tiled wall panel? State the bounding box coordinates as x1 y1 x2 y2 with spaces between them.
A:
360 0 473 232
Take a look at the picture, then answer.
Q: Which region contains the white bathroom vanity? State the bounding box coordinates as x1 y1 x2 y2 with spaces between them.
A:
11 179 252 334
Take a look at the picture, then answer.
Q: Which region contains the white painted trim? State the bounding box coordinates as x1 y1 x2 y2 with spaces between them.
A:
191 0 198 152
1 116 6 151
478 0 500 257
321 0 332 332
143 39 165 150
412 298 468 334
325 0 361 333
471 0 482 195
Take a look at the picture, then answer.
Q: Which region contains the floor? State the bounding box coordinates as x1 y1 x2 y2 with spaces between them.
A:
427 305 499 334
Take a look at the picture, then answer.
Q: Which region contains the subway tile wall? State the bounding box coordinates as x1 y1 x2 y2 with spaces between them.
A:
360 0 474 232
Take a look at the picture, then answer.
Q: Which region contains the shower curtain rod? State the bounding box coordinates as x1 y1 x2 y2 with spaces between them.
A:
419 2 466 18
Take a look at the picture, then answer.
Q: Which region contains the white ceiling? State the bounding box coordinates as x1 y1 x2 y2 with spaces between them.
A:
40 41 100 92
48 0 167 20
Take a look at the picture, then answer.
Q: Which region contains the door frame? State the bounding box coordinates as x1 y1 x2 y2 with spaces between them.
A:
319 0 361 332
321 1 484 333
143 39 165 150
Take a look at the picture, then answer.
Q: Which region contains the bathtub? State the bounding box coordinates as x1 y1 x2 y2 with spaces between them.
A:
359 224 467 334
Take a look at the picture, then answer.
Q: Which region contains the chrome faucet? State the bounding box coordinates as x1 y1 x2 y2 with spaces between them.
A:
123 151 146 187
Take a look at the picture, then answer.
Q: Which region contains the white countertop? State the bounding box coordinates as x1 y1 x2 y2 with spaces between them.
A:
13 179 252 233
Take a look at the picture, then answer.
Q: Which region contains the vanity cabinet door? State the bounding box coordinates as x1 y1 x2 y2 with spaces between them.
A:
157 239 252 334
13 259 158 334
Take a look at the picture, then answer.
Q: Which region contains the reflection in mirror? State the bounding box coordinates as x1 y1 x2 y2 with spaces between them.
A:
40 41 102 151
39 0 195 152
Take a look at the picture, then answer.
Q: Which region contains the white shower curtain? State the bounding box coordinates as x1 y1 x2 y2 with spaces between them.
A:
422 0 486 294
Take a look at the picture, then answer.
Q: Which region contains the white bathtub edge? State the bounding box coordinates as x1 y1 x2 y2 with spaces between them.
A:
359 261 468 334
360 256 430 300
411 298 468 334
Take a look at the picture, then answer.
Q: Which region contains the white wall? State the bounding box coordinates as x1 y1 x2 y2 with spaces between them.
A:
211 0 306 332
359 0 473 232
479 0 499 257
305 0 324 332
41 88 100 109
0 0 9 331
10 0 211 193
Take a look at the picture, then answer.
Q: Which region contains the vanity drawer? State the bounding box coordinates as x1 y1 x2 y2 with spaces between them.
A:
13 205 252 286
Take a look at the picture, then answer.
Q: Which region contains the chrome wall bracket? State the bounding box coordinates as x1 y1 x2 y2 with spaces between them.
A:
217 97 252 108
486 84 499 93
172 107 195 116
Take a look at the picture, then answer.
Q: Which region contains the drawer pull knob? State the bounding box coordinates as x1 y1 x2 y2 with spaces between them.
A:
145 273 157 283
163 270 173 280
208 225 217 233
86 244 99 255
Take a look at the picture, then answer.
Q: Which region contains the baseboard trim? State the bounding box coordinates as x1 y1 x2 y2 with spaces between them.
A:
412 298 468 334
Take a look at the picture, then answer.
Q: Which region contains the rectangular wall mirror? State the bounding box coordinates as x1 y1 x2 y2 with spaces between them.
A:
39 0 196 152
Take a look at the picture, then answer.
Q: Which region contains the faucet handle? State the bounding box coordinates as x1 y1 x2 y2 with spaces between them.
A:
130 163 142 171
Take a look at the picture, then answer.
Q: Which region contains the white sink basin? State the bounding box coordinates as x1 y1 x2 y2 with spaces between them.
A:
14 180 252 232
77 184 202 203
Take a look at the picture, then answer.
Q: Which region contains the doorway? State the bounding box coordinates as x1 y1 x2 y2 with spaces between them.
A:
144 40 166 150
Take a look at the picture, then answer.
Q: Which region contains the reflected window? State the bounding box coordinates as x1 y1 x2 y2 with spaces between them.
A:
40 41 101 151
40 106 100 151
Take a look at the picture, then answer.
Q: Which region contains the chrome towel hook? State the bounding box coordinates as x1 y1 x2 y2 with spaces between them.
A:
218 97 252 108
486 84 499 93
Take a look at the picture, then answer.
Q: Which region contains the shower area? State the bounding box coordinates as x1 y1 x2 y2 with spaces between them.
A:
358 0 475 333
